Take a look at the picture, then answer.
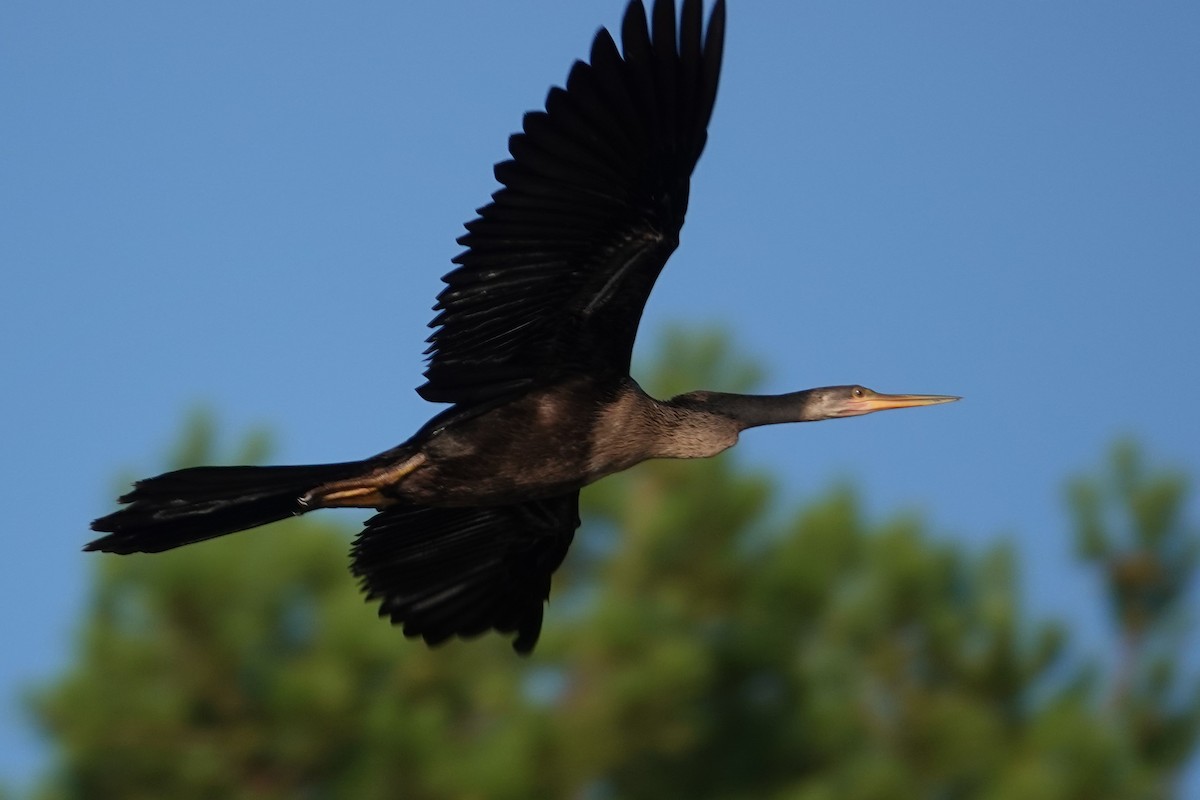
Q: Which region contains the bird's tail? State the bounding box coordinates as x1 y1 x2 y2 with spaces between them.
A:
86 461 369 554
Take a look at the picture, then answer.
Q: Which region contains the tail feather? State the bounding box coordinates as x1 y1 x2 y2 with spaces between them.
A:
87 462 366 554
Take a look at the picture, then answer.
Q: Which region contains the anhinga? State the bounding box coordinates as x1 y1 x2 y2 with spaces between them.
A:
88 0 957 653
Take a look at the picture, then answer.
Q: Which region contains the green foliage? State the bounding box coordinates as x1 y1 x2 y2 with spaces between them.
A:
32 335 1199 799
1068 440 1200 781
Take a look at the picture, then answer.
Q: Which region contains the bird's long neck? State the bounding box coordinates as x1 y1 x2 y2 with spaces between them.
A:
667 390 822 430
589 385 821 472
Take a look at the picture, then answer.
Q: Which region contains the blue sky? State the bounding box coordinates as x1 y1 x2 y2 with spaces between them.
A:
4 0 1199 792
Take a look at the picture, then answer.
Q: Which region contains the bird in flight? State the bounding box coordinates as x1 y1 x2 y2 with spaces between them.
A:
89 0 957 653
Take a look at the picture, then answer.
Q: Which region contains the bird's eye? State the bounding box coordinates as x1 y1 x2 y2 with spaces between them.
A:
852 387 865 398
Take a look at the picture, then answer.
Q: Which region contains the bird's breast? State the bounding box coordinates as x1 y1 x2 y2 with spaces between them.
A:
396 381 604 506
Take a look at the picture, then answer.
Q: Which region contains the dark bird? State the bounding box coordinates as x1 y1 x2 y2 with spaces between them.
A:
88 0 957 654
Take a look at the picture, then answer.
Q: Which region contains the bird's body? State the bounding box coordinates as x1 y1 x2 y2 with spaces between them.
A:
312 376 739 511
89 0 956 653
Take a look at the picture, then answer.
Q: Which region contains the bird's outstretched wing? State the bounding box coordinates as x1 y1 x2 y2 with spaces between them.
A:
419 0 726 406
351 493 580 654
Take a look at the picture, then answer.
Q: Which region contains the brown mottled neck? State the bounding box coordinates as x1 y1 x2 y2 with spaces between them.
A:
586 381 738 474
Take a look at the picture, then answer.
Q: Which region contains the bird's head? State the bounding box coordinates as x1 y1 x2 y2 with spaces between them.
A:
803 385 960 420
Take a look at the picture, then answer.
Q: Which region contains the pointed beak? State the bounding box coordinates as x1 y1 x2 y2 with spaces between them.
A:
853 392 960 415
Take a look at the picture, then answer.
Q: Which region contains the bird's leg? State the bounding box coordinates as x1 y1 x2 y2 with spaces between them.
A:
300 453 427 509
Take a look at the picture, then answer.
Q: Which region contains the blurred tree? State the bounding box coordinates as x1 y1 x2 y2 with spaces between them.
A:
32 331 1199 799
1069 441 1200 791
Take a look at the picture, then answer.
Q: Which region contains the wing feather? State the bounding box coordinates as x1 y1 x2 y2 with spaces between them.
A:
351 494 580 653
419 0 726 406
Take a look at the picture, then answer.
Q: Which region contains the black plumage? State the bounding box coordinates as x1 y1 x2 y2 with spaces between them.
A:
351 496 578 654
420 0 725 405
